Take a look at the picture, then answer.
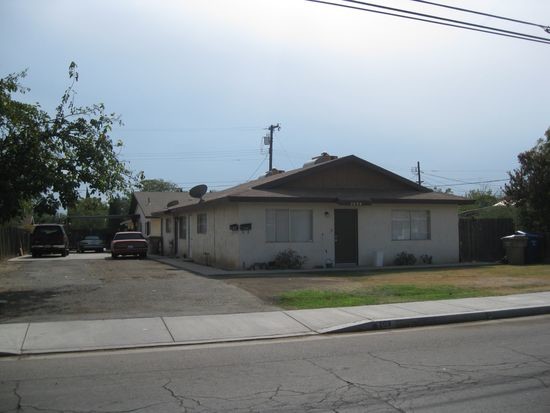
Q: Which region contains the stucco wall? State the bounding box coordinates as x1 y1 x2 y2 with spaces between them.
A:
179 204 240 268
237 202 459 269
358 204 459 266
150 219 161 237
162 202 459 270
238 203 334 269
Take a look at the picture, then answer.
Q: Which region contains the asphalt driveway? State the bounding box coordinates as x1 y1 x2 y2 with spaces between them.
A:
0 254 278 323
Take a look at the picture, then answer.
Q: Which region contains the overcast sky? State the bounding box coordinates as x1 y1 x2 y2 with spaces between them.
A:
2 0 549 196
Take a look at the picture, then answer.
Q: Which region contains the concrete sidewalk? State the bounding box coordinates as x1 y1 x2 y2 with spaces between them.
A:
2 291 550 356
149 254 495 277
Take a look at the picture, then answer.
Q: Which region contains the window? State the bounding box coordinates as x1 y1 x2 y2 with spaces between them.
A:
197 213 207 234
146 221 151 236
266 209 313 242
165 218 171 233
179 216 187 239
392 210 430 240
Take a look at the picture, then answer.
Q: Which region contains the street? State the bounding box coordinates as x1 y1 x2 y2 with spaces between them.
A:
1 315 549 412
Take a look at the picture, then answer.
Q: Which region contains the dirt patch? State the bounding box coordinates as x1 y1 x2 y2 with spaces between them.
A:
0 255 277 322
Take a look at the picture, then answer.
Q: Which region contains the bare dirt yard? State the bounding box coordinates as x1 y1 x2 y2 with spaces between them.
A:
223 264 550 308
0 254 277 323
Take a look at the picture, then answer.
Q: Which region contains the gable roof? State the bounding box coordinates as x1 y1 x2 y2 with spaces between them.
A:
153 155 470 215
130 192 195 217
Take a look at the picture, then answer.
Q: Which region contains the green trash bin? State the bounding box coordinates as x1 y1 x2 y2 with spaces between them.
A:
501 234 528 265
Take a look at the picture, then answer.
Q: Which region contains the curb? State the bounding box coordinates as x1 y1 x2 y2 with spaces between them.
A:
2 305 549 357
321 305 550 334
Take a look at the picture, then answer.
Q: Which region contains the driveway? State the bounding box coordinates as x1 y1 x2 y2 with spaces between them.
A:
0 254 278 323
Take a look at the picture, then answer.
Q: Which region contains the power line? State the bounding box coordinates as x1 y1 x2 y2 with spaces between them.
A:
338 0 550 42
421 171 472 184
405 0 550 34
247 154 269 181
305 0 550 45
438 179 508 187
112 126 264 132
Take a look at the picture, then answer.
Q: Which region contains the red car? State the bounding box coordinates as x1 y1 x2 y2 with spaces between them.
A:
110 231 148 259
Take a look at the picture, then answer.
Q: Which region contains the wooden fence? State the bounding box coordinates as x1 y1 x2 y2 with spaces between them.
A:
459 218 515 262
0 226 30 260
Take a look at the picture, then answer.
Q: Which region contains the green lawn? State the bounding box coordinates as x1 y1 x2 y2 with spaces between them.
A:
279 284 492 309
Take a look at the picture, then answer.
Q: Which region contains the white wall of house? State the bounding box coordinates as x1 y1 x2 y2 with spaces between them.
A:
236 202 459 269
161 216 176 255
150 219 161 237
161 201 459 269
358 203 459 266
238 202 333 269
134 204 162 238
172 204 240 268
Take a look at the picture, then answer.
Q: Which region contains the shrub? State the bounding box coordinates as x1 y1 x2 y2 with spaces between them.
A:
273 249 307 269
420 254 433 264
394 251 417 266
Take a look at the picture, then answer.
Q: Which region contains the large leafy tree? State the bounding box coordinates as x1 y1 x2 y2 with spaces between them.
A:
0 63 139 223
139 178 181 192
67 196 109 230
505 128 550 232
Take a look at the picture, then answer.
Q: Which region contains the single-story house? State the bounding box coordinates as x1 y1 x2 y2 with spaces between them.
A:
152 154 471 269
129 191 194 247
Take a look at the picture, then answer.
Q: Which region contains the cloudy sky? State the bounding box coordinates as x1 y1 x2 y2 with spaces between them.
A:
2 0 549 195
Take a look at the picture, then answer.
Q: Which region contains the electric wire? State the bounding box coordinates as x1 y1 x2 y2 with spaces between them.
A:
437 179 508 187
405 0 550 34
305 0 550 45
247 154 269 181
339 0 550 42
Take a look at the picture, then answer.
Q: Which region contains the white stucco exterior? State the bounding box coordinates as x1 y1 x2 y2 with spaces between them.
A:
164 201 459 269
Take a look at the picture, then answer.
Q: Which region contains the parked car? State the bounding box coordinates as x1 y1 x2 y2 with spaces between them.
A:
110 231 148 259
31 224 70 258
78 235 106 253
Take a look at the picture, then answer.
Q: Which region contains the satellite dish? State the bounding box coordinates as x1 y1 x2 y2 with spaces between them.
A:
189 184 208 202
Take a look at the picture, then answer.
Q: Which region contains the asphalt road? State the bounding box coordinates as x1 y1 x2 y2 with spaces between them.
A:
0 254 277 322
1 315 549 412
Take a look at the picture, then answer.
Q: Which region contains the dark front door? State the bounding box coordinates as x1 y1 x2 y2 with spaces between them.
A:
334 209 358 265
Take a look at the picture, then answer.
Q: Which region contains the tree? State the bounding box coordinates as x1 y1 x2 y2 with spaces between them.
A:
0 63 140 223
107 195 130 232
67 196 109 230
461 188 500 211
139 178 181 192
505 128 550 232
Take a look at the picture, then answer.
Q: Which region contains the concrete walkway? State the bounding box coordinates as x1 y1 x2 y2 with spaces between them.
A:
149 254 495 277
1 291 550 356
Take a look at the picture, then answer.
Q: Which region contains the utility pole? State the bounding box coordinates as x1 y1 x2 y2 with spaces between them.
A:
416 161 422 186
267 123 281 171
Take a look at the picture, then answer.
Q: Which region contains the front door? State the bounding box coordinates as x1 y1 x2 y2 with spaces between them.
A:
334 209 358 265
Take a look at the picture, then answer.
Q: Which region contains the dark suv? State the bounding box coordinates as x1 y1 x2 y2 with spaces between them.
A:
31 224 70 257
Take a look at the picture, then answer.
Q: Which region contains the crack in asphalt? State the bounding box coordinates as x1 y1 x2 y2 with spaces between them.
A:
7 383 163 413
305 358 406 413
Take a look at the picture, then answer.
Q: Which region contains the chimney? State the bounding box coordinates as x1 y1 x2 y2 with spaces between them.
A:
265 168 285 177
303 152 338 168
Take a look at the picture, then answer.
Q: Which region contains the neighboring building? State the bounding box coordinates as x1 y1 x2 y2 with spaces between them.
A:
129 192 194 253
153 154 471 269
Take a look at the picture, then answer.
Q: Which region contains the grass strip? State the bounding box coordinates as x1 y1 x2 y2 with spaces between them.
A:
279 284 492 309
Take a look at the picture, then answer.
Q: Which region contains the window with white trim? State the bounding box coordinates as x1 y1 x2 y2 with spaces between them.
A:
392 210 430 240
197 213 207 234
146 221 151 236
266 209 313 242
